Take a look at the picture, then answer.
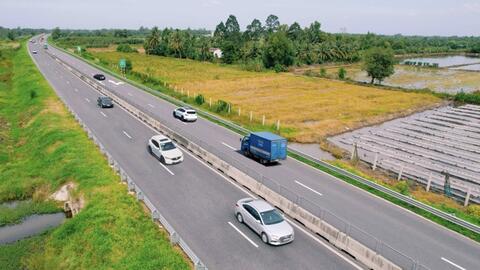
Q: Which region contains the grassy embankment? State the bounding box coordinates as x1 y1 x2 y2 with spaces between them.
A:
0 41 189 269
82 49 441 144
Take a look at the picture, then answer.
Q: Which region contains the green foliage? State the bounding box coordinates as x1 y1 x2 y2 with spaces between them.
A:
0 42 189 270
51 27 61 40
338 67 347 79
125 58 133 72
394 181 410 195
30 89 37 99
319 68 327 77
7 30 15 41
454 91 480 104
195 94 205 105
0 200 60 226
362 47 396 84
215 100 230 113
263 31 295 69
116 44 137 53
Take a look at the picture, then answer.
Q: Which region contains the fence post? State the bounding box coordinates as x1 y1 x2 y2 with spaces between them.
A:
276 120 280 131
238 107 241 116
372 152 378 170
228 103 231 114
187 90 190 98
209 98 212 107
262 115 265 126
426 173 432 192
464 187 472 206
250 111 253 122
397 165 405 181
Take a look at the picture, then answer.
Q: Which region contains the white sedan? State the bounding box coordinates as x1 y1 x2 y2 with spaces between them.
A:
147 135 183 165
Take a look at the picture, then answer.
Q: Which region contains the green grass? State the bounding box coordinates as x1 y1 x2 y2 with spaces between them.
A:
0 200 61 226
0 40 190 269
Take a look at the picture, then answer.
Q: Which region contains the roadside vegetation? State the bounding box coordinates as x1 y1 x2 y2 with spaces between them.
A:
0 40 190 270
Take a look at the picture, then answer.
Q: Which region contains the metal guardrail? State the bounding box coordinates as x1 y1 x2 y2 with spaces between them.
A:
45 47 429 270
42 50 207 270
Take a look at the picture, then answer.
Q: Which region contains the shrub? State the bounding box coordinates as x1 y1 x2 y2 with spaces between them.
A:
116 44 138 53
319 68 327 77
195 94 205 105
30 90 37 99
394 181 410 195
274 64 286 73
338 67 346 79
454 91 480 105
215 100 229 113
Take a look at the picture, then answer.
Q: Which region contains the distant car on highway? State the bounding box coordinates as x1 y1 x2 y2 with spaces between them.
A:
43 44 48 49
234 198 294 245
97 96 113 108
148 135 183 165
93 74 106 81
32 50 38 54
173 107 197 122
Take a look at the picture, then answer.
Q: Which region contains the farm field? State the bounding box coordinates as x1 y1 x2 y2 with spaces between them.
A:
317 63 480 94
89 50 442 143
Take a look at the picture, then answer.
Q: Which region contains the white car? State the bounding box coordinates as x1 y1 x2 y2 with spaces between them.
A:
173 107 197 122
235 198 294 245
147 135 183 165
32 50 38 54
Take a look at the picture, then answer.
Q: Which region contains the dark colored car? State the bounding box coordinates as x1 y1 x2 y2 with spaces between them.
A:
93 74 106 80
97 96 113 108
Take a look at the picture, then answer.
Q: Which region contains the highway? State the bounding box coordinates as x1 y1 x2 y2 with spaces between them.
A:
32 38 480 270
28 38 360 269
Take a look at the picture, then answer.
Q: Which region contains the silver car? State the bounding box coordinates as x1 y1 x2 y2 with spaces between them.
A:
234 198 294 245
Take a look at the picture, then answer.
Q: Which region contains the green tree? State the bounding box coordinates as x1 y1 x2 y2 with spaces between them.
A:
214 22 226 38
265 14 280 33
144 27 160 55
362 47 396 84
7 30 15 41
245 19 264 40
287 22 302 40
51 27 61 40
263 31 295 69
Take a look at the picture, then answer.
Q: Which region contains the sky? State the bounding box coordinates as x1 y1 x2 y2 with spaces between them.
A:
1 0 480 36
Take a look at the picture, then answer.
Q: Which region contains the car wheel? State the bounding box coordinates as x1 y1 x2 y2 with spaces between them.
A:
147 145 152 155
173 111 176 118
261 233 269 244
181 115 185 121
160 156 165 164
236 213 243 223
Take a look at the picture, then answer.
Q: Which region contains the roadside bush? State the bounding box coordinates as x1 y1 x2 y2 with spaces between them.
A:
30 90 37 99
274 64 286 73
241 59 265 72
117 44 138 53
394 181 410 195
319 68 327 77
195 94 205 105
125 59 132 72
215 100 229 113
454 91 480 105
338 67 346 79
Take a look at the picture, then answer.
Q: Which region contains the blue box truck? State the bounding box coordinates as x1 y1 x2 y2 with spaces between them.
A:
240 132 287 164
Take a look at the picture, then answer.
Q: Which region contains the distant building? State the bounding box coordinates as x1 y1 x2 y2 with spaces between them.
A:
209 48 223 58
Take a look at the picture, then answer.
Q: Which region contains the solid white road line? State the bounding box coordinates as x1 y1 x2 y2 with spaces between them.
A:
122 130 132 139
441 257 466 270
228 222 259 248
222 142 237 151
295 180 323 196
148 103 155 108
74 88 78 92
98 81 105 86
108 79 124 86
159 162 175 176
85 98 90 103
100 111 107 118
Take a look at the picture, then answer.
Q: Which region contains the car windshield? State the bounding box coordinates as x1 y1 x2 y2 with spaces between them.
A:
102 98 112 104
161 142 176 151
260 209 284 225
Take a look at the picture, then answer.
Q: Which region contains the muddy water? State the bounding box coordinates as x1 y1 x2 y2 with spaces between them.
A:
0 213 65 244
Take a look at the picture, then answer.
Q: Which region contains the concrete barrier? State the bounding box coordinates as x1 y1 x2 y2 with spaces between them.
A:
50 52 402 270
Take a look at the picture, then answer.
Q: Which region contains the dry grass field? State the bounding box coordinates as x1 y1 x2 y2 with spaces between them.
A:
90 50 442 143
